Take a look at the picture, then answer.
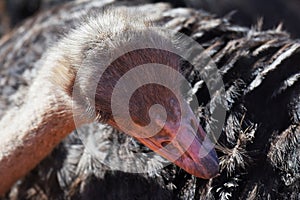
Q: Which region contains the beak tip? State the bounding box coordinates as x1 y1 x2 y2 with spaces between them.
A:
208 165 220 178
198 149 220 179
208 151 220 178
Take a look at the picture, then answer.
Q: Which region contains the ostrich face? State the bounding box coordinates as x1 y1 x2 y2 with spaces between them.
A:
90 48 219 179
127 85 220 179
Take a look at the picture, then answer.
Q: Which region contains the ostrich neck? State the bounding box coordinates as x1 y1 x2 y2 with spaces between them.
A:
0 79 75 195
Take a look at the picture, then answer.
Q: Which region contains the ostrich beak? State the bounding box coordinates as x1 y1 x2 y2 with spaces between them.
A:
138 102 219 179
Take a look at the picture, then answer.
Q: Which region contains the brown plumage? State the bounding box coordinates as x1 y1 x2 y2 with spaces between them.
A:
0 0 299 199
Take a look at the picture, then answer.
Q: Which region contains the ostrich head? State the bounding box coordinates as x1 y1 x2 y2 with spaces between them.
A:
52 9 219 179
0 10 219 194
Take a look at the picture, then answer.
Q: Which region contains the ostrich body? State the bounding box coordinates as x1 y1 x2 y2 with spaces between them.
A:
0 0 300 199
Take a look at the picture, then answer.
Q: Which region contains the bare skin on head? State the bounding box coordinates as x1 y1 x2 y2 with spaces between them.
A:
0 8 219 195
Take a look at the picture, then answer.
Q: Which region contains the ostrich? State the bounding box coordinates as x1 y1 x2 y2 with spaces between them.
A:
0 4 220 195
0 0 299 199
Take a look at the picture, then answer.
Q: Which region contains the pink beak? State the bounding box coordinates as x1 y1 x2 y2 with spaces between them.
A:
138 102 219 179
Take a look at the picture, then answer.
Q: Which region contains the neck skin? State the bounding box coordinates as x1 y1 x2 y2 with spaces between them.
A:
0 79 76 195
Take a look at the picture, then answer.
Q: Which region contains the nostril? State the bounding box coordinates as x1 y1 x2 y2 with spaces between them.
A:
161 141 171 147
